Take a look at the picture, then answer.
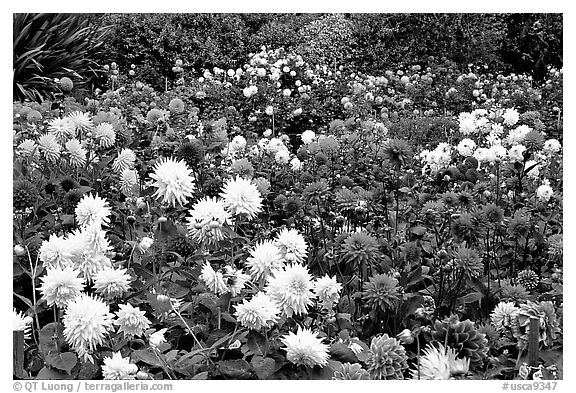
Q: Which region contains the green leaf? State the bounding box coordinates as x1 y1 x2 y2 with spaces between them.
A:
39 322 65 357
329 342 358 363
132 348 164 367
251 356 282 379
216 359 254 379
191 371 209 379
45 352 78 375
36 366 75 380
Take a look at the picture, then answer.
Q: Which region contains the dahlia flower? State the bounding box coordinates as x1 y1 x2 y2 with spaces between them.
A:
222 265 250 297
62 294 115 362
94 122 116 148
543 139 562 155
200 263 227 295
112 148 136 173
280 327 330 368
457 138 476 157
149 328 167 349
301 130 316 145
341 231 379 266
219 176 262 220
234 292 280 330
362 274 400 311
66 111 94 132
65 139 87 167
102 352 138 380
149 157 195 207
17 139 39 158
246 240 284 281
502 108 520 126
39 266 84 308
48 118 74 142
275 149 290 165
186 197 230 245
411 344 470 380
290 157 303 171
265 263 314 317
508 144 527 162
274 228 308 263
333 363 370 380
119 169 139 195
93 266 132 299
491 302 520 332
115 303 151 339
38 134 61 164
314 275 342 309
75 193 111 228
536 180 554 202
39 234 74 270
13 309 33 340
366 334 408 379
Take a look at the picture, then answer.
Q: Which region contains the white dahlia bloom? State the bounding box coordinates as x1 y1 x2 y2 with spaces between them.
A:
274 228 308 263
112 148 136 173
149 328 167 349
137 236 154 253
314 275 343 309
275 149 290 165
93 266 131 299
280 327 330 368
230 135 247 151
94 122 116 148
150 157 195 207
115 303 151 339
290 157 303 171
66 111 94 132
70 223 111 256
48 118 74 142
536 180 554 202
234 292 280 330
200 263 227 295
458 112 476 135
508 144 527 163
75 193 111 228
39 266 84 308
219 176 262 220
502 108 520 126
38 134 61 164
456 138 476 157
543 139 562 155
506 125 532 146
65 139 87 167
17 139 39 158
62 294 115 362
119 169 139 195
410 344 470 380
13 309 33 340
301 130 316 145
39 234 74 270
265 263 314 317
102 352 138 380
222 265 250 297
246 240 284 281
186 197 231 245
488 144 507 163
490 302 520 332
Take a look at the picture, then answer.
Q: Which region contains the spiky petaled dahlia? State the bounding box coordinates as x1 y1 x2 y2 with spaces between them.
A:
101 352 138 380
38 134 62 164
112 148 136 174
69 247 113 283
512 301 561 348
265 263 315 317
119 169 139 195
13 179 38 211
333 363 371 380
246 240 285 281
75 193 111 228
66 111 93 132
382 138 412 168
499 281 530 303
222 265 250 297
39 234 74 270
62 294 115 362
491 302 520 332
410 343 470 380
175 140 205 167
274 228 308 263
517 269 539 290
366 334 408 379
17 139 39 158
234 292 280 330
362 274 400 311
252 177 271 198
340 231 380 267
93 266 131 299
48 117 75 143
280 327 330 368
115 303 151 339
547 234 562 258
13 309 33 340
70 222 111 256
314 275 342 309
65 139 87 167
431 315 488 370
94 122 116 148
219 176 262 220
453 246 484 278
150 157 195 207
38 266 84 308
186 197 230 245
200 263 227 295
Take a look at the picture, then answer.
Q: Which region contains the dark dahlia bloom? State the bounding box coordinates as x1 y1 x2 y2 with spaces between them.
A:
446 166 462 180
340 175 354 188
457 191 474 208
296 147 309 161
454 246 483 278
273 194 287 208
300 171 314 184
499 281 529 303
283 196 303 216
523 130 545 151
315 152 328 165
465 168 479 183
44 182 56 194
175 140 205 167
464 156 479 170
402 241 421 263
451 212 477 244
382 139 412 168
362 274 400 311
507 209 531 238
303 181 328 202
63 189 85 211
14 180 37 211
341 231 380 266
201 177 222 197
482 203 504 225
441 192 459 207
168 234 195 257
473 182 489 195
230 158 254 178
318 135 340 154
60 176 77 192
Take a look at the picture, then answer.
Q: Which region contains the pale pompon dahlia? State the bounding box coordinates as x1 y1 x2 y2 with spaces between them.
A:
234 292 280 330
490 301 520 332
102 352 138 380
70 248 113 283
48 117 74 143
219 176 263 220
280 327 330 368
314 275 343 309
222 265 250 297
200 262 227 295
66 111 94 132
62 294 115 362
38 134 61 164
13 309 33 340
333 362 370 380
75 193 111 228
94 122 116 148
186 197 231 245
115 303 151 339
112 148 136 174
93 266 132 299
65 139 87 168
119 169 139 195
246 240 285 281
39 233 74 270
274 228 308 263
74 222 112 255
149 157 195 207
410 343 470 380
17 139 39 158
366 334 408 379
38 266 84 308
265 263 314 317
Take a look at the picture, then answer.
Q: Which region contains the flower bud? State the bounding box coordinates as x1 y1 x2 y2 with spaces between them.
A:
396 329 414 344
14 245 26 256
